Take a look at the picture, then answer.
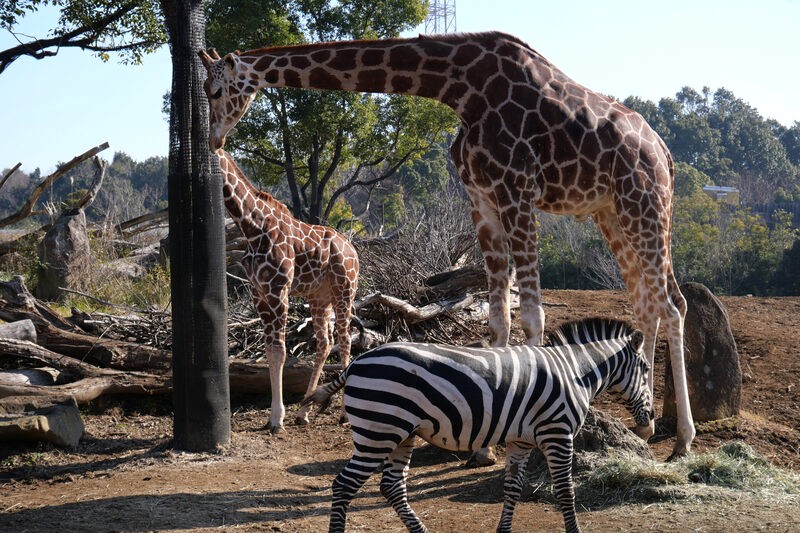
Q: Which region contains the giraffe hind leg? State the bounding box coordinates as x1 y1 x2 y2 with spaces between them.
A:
295 300 334 425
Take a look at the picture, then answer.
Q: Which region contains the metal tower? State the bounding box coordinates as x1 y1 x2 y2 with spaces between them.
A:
424 0 457 34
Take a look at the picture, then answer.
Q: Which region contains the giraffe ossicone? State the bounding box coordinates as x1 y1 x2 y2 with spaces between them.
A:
215 149 360 432
199 31 695 458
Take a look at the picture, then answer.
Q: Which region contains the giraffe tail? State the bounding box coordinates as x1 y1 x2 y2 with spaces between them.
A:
300 369 348 416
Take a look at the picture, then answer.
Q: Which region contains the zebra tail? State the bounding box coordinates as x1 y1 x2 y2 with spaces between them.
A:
300 370 348 415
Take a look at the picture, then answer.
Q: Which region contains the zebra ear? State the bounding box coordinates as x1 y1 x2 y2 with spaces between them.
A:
630 330 645 352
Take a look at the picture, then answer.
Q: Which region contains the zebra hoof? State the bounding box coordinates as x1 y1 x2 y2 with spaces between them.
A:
465 447 497 468
338 414 349 425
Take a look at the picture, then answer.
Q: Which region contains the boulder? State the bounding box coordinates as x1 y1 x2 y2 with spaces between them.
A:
35 210 91 301
663 282 741 421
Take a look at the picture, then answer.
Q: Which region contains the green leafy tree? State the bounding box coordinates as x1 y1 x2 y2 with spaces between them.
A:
205 0 458 225
0 0 167 74
674 161 712 197
671 191 720 287
774 238 800 295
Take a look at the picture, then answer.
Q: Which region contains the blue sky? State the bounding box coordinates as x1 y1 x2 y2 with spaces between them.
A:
2 0 799 174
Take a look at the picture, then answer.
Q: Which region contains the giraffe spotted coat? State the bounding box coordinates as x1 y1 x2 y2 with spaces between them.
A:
217 149 359 432
199 31 694 458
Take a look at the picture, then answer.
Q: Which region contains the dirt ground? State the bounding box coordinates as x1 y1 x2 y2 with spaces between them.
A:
2 289 799 532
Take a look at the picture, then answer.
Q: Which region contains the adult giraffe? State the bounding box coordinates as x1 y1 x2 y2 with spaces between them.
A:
198 31 694 459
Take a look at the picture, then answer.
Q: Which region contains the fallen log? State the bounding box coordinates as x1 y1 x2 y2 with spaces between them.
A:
0 373 172 404
0 276 76 331
0 319 37 342
0 396 84 448
36 322 171 371
357 292 474 324
0 338 331 402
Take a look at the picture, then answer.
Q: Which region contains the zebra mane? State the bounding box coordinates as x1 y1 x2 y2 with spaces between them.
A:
545 317 637 347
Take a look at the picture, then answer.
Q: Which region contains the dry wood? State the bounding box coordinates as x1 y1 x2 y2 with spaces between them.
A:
70 156 107 212
0 276 77 330
35 323 172 371
0 142 109 229
0 337 328 403
0 162 22 193
0 319 37 342
357 292 474 324
421 264 487 297
0 277 171 371
0 374 171 405
116 207 168 237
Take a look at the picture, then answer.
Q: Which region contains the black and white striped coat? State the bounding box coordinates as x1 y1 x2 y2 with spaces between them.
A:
304 317 655 533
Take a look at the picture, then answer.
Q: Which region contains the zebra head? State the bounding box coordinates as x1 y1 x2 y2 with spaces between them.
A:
612 329 656 435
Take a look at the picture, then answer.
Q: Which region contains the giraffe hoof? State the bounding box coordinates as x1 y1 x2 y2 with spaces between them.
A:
295 415 310 426
268 423 285 435
465 448 497 468
338 414 349 425
666 445 691 462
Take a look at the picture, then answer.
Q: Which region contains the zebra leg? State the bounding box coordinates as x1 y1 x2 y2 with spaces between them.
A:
329 456 380 533
496 441 533 533
540 436 581 533
380 440 428 533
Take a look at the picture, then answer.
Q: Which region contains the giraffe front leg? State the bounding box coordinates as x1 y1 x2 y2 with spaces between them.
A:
265 343 287 433
253 283 290 434
664 306 696 460
496 442 533 533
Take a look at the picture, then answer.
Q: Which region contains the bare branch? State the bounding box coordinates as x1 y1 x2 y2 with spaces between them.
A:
0 162 22 193
0 142 109 229
0 3 142 74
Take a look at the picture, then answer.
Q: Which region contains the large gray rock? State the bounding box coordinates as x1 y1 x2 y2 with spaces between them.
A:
35 210 91 301
0 396 84 448
663 282 741 421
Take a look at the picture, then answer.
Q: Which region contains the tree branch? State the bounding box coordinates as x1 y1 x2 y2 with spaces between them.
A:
0 3 141 74
0 142 109 229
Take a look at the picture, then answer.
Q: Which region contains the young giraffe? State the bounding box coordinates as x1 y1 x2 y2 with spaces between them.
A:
216 148 360 432
198 32 695 459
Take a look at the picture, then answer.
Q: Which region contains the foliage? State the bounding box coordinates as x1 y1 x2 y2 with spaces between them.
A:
624 86 800 204
773 238 800 296
0 152 168 227
0 0 166 74
204 0 459 225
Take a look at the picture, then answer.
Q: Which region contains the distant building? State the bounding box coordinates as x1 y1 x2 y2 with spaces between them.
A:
702 185 740 205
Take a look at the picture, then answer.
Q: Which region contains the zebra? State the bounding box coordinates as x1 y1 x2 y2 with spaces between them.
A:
302 317 655 533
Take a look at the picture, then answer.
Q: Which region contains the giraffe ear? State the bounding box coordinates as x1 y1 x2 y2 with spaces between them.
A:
223 52 239 71
198 49 214 68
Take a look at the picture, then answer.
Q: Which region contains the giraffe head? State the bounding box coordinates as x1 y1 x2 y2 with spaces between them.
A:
198 49 259 151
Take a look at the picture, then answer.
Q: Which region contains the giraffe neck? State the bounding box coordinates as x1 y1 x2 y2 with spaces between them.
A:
237 31 550 120
217 151 284 240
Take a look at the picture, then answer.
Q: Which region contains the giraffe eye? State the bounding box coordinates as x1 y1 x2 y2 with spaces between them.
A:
210 87 223 99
